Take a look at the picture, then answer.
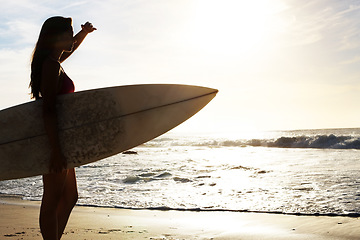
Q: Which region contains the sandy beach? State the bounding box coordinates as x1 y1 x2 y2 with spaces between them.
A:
0 195 358 240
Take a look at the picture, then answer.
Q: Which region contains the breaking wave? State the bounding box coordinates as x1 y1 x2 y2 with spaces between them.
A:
228 134 360 149
146 134 360 149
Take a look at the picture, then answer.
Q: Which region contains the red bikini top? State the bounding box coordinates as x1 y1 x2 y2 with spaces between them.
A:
58 67 75 95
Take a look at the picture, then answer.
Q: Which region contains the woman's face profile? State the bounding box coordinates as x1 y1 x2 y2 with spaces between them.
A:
56 27 74 52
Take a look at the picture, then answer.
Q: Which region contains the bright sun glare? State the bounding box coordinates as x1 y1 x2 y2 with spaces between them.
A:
189 0 286 56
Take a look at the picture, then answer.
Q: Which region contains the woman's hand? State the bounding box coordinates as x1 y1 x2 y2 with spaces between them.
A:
81 22 97 33
49 149 67 174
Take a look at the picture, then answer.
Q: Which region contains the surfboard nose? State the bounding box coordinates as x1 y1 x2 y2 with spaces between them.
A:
201 86 219 95
162 84 218 101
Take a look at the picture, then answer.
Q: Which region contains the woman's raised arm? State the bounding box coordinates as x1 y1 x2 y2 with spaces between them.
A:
60 22 96 63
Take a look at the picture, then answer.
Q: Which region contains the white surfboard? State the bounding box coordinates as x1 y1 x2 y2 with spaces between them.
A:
0 84 218 181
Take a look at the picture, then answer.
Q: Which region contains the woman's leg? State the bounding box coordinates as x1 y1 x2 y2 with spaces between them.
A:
40 171 68 240
40 168 78 240
56 168 78 238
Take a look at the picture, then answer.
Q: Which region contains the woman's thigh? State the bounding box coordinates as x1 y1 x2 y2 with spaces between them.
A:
42 170 68 204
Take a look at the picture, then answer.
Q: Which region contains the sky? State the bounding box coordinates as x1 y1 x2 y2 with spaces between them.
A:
1 0 360 133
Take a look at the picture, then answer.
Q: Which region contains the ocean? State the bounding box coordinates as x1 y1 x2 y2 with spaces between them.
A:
1 128 360 217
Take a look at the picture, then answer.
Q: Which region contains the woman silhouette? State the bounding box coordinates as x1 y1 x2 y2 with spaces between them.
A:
29 16 96 240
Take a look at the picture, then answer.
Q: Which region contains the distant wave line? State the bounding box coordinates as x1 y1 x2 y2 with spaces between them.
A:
145 134 360 149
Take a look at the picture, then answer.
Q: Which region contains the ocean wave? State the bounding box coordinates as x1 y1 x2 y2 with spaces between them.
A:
146 134 360 149
249 134 360 149
122 171 175 184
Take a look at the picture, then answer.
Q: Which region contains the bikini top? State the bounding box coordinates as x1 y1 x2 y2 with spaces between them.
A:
58 67 75 95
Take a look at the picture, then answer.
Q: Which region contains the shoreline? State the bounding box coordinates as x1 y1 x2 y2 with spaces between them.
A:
0 196 359 239
76 205 360 219
3 193 359 218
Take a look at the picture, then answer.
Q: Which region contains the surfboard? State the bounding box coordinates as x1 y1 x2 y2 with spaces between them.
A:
0 84 218 181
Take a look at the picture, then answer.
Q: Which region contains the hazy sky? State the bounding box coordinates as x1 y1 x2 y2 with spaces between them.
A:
1 0 360 133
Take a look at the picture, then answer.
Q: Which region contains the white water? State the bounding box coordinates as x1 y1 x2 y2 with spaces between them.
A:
1 128 360 216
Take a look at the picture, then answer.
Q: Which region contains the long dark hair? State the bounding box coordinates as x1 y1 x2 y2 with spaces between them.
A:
30 16 72 99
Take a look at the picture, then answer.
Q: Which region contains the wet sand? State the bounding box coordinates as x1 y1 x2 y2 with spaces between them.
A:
0 196 359 240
